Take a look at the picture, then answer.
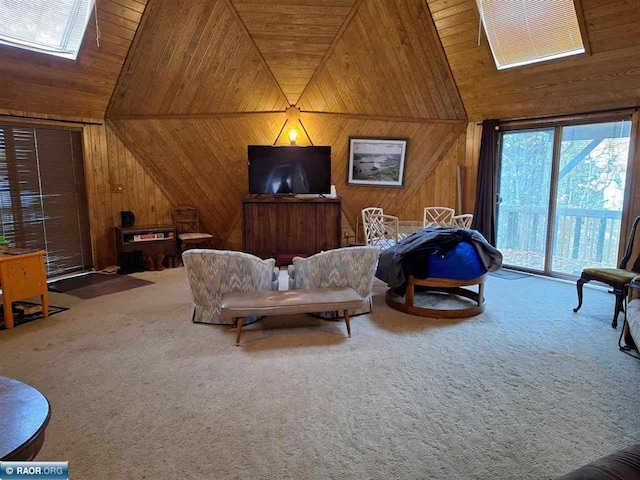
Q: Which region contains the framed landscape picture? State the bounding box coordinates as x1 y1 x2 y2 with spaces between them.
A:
347 137 408 187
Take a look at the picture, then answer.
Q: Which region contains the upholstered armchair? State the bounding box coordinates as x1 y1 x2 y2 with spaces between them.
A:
182 249 279 325
287 246 380 318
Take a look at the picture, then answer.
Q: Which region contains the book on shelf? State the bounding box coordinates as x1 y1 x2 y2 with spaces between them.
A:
132 233 166 241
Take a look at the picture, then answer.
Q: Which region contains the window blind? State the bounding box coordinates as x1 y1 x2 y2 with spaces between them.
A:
477 0 585 70
0 124 93 277
0 0 95 60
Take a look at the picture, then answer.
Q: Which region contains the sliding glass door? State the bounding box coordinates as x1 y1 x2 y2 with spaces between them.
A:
496 119 631 277
496 128 555 271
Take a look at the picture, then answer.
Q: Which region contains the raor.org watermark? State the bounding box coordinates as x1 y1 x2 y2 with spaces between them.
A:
0 462 67 480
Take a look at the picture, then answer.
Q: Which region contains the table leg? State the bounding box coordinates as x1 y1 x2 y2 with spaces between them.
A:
235 317 244 346
343 310 351 338
2 294 13 329
41 291 49 319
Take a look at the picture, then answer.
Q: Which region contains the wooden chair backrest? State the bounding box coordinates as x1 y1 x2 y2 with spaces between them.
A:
452 214 473 229
367 213 400 248
423 207 455 228
172 206 201 234
620 215 640 271
361 207 384 245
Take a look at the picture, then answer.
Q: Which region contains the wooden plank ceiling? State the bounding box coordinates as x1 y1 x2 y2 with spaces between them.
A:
427 0 640 121
0 0 147 120
297 0 466 120
107 0 468 246
109 0 290 115
230 0 358 106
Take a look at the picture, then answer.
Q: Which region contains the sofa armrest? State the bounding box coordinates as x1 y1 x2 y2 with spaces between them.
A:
271 267 280 290
287 264 297 290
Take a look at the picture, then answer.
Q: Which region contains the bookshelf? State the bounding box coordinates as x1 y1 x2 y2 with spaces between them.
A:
115 225 177 261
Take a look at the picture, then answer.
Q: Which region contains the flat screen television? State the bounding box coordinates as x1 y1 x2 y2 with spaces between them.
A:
248 145 331 195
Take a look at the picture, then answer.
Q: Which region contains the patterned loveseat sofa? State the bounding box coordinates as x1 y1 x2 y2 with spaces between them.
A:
287 246 380 319
182 249 279 325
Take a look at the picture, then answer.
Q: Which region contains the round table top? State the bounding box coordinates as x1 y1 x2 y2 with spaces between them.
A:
0 376 50 460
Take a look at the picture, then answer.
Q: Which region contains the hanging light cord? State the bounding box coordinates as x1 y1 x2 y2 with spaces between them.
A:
94 0 101 48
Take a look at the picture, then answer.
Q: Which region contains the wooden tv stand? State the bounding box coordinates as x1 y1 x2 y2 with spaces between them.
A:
242 196 342 263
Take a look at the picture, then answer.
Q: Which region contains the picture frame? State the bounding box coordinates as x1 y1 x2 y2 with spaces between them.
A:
347 137 408 187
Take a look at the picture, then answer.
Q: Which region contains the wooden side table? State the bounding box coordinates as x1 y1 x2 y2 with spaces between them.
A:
0 250 48 329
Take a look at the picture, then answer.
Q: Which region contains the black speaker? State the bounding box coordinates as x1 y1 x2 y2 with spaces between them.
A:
120 211 135 228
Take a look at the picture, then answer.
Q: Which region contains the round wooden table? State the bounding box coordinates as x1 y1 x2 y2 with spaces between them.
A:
0 376 50 461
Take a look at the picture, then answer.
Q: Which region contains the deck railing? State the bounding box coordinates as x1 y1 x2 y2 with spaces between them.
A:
497 205 621 274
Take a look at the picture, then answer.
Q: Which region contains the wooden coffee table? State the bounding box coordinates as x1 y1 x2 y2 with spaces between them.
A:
0 376 50 461
221 287 364 346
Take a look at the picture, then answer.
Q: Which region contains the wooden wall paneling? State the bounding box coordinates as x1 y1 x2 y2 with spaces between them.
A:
110 113 472 251
428 0 640 121
230 0 358 106
105 124 173 228
108 119 214 229
225 215 244 251
149 120 234 225
0 0 146 119
462 122 482 213
432 139 458 207
82 124 115 268
300 113 466 232
109 0 289 116
297 0 465 120
108 114 287 247
81 122 173 269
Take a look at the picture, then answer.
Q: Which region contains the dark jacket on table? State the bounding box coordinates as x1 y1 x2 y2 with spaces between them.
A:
375 227 503 290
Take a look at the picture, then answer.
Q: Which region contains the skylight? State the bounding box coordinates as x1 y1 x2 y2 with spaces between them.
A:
477 0 586 70
0 0 95 60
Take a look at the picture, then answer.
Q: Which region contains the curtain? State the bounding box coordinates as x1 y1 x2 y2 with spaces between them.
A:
472 119 499 245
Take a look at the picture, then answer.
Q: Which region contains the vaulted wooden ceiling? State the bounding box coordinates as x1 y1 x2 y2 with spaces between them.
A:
427 0 640 121
0 0 147 120
109 0 465 119
230 0 359 106
3 0 640 124
107 0 467 245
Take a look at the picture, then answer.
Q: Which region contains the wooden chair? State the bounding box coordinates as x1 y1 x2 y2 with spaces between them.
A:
423 207 455 228
172 206 214 253
574 215 640 328
361 207 383 245
452 213 473 229
366 213 401 250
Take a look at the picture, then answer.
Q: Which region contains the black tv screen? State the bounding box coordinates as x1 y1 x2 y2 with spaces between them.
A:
248 145 331 195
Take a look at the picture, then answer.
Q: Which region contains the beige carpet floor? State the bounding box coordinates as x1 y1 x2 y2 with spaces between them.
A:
0 268 639 479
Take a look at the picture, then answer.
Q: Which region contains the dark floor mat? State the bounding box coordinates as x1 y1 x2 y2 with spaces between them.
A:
48 273 118 292
49 273 153 299
0 301 68 330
